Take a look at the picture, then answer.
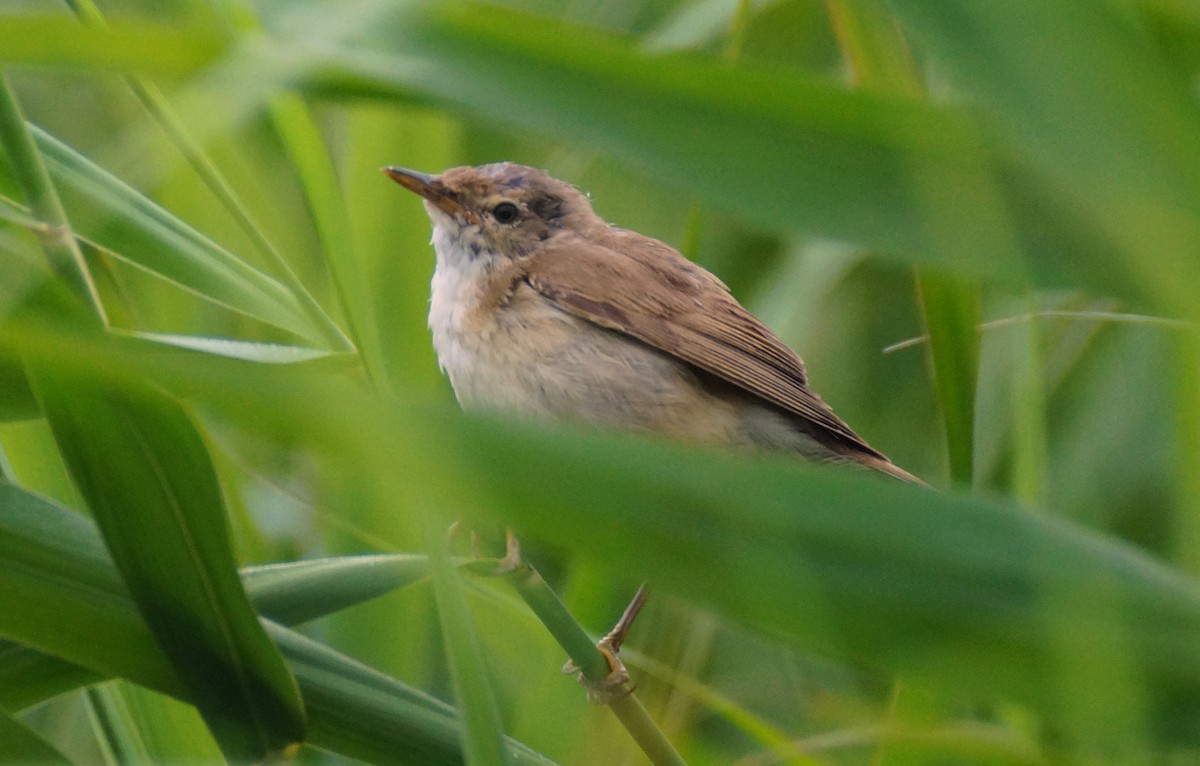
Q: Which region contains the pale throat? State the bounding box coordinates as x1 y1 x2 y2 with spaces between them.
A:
425 219 519 398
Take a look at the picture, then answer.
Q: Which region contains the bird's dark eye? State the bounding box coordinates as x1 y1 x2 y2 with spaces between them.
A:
492 202 519 223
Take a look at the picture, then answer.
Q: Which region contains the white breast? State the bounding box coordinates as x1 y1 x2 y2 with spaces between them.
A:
427 224 568 417
424 223 748 444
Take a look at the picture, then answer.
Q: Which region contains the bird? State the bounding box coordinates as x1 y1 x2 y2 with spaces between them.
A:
384 162 921 483
384 161 925 697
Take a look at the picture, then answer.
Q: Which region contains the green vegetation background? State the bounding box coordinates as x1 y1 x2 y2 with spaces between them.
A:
2 0 1200 764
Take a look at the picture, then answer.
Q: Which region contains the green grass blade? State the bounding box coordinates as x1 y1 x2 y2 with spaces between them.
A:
886 0 1200 319
31 371 306 762
57 0 349 352
0 482 429 706
0 349 37 422
115 331 351 365
86 684 158 765
24 127 328 342
423 511 514 766
244 554 431 626
917 272 981 486
0 14 224 75
267 92 390 386
277 626 558 766
0 482 557 764
0 708 75 765
826 0 981 488
826 0 923 97
0 73 102 316
312 4 1021 280
87 683 225 766
0 640 102 712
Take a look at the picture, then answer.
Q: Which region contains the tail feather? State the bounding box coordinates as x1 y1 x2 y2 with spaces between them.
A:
859 454 930 488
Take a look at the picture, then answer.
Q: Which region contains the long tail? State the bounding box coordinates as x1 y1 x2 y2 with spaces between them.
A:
860 454 931 488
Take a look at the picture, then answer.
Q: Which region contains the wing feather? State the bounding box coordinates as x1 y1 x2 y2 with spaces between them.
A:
524 233 889 462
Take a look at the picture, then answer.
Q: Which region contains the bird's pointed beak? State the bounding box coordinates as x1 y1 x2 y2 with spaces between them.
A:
382 166 477 223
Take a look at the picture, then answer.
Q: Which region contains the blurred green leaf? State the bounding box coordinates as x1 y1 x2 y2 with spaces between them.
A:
313 4 1022 278
446 414 1200 747
87 684 164 765
0 14 225 75
0 349 36 421
9 315 1200 748
22 127 330 342
424 512 514 766
0 708 74 765
0 482 556 764
887 0 1200 318
245 554 431 626
0 640 101 712
31 371 307 762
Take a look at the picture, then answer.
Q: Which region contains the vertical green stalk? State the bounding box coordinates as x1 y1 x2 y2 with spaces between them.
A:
505 563 687 766
722 0 755 63
824 3 982 764
1008 295 1046 507
916 272 980 484
678 0 754 263
1172 330 1200 575
422 511 513 766
87 684 155 765
0 73 105 321
825 0 981 487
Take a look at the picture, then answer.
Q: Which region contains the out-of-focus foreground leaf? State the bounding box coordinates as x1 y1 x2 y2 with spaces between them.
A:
0 481 555 765
32 369 307 762
6 317 1200 748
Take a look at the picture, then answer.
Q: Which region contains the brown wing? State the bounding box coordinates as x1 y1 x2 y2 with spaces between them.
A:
524 229 891 464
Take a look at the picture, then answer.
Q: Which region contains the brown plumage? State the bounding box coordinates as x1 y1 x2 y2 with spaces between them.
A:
385 162 925 486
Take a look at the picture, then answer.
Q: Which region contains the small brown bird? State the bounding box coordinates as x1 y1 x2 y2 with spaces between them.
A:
384 162 924 700
384 162 922 485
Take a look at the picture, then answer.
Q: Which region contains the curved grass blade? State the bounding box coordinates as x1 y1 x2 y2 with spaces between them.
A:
59 0 350 353
0 349 37 422
0 74 101 316
245 554 431 626
0 486 430 709
0 640 101 712
0 483 558 765
23 128 328 343
116 331 350 365
310 4 1021 281
13 295 1200 748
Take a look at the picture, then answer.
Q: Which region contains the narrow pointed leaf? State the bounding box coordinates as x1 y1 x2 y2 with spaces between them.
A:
31 371 306 762
17 128 327 342
0 709 74 765
0 482 557 765
917 271 981 485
